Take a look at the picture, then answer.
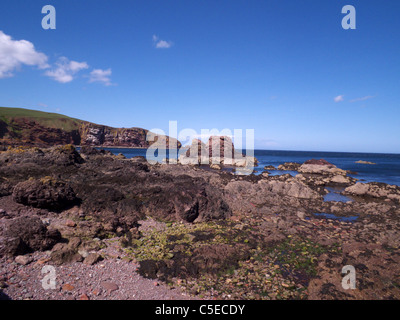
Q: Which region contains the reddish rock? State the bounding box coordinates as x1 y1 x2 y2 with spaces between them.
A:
207 136 235 159
65 220 76 227
304 159 334 166
185 139 208 158
92 289 102 296
62 283 75 291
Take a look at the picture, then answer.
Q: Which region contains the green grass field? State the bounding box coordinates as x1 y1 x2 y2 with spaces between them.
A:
0 107 82 132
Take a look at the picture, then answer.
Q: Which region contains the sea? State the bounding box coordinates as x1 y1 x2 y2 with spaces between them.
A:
93 148 400 187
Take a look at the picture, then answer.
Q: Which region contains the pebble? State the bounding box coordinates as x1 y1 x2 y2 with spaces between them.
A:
101 281 119 292
62 283 75 291
15 255 33 266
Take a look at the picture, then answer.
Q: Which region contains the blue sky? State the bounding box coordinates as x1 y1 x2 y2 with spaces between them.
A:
0 0 399 153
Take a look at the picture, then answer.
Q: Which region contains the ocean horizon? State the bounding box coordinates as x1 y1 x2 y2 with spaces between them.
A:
90 147 400 187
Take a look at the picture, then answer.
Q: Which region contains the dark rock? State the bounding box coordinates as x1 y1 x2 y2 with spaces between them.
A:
48 145 84 166
83 253 102 265
0 216 61 257
68 237 82 249
277 162 301 171
130 156 147 163
138 175 231 222
304 159 334 166
0 209 8 218
50 243 83 265
79 146 100 156
12 177 78 210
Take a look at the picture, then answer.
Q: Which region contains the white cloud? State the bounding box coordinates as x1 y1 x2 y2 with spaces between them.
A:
152 35 173 49
334 95 344 103
350 95 375 103
89 68 112 86
1 31 113 85
0 30 49 78
45 57 88 83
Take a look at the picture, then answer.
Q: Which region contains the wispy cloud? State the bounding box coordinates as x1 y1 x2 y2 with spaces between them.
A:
0 30 49 78
334 95 344 103
45 57 88 83
350 95 375 103
89 68 113 86
152 35 173 49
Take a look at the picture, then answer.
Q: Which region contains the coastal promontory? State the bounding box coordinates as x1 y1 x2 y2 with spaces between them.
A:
0 107 181 149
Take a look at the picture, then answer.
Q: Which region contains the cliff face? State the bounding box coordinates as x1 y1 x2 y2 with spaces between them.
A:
0 107 181 148
79 122 179 148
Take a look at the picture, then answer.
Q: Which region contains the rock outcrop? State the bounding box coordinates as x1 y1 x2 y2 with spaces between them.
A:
298 159 347 176
1 145 400 300
178 136 257 168
355 160 376 165
343 182 400 203
277 162 301 171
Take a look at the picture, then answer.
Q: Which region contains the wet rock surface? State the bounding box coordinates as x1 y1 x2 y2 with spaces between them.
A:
0 147 399 300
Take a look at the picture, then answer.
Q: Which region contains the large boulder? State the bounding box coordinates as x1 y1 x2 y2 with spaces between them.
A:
13 177 78 209
138 175 231 222
0 216 61 257
47 144 84 166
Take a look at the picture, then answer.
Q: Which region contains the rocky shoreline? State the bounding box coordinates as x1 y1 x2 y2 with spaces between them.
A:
1 145 399 300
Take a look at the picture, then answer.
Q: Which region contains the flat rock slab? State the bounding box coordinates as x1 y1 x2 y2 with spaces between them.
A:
101 281 119 292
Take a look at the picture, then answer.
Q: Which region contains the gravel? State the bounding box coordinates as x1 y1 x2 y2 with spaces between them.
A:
0 240 194 300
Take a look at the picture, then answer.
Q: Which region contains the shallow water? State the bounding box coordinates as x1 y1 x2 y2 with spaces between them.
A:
312 212 358 223
323 187 352 203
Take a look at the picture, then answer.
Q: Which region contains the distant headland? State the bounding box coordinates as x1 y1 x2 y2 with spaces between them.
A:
0 107 181 149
